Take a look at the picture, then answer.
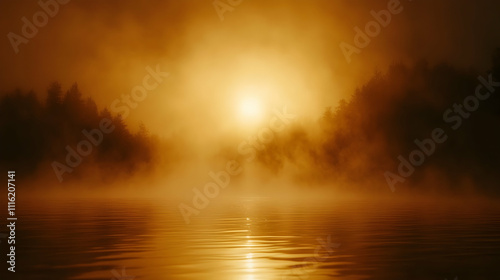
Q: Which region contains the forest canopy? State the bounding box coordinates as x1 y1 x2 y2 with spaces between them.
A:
0 82 158 183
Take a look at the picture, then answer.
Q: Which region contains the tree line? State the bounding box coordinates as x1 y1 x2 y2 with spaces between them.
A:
0 82 157 184
252 48 500 194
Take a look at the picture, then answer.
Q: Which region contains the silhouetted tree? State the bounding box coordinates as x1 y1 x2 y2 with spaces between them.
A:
46 82 62 112
252 49 500 193
0 83 159 184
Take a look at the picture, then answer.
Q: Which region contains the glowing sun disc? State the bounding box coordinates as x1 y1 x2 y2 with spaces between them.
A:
239 97 262 121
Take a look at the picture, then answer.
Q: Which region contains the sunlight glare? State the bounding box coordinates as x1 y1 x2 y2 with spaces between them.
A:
239 97 262 121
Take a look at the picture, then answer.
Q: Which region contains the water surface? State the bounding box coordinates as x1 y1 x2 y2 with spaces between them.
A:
5 196 500 280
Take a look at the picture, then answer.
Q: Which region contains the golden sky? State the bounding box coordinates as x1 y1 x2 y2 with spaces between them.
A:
1 0 500 140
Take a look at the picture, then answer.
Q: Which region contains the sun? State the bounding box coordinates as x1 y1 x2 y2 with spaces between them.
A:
234 84 270 125
239 97 262 121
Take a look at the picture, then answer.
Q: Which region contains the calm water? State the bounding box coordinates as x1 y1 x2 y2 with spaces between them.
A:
3 195 500 280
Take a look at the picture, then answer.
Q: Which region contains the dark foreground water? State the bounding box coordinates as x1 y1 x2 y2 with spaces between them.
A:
2 195 500 280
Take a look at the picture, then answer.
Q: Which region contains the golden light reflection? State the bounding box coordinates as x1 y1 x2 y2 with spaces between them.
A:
244 217 256 280
245 250 255 280
246 253 254 270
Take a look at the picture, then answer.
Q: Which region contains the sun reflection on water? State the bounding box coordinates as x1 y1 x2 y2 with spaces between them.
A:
245 218 256 279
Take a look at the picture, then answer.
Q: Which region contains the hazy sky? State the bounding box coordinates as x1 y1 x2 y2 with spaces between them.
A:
1 0 500 138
